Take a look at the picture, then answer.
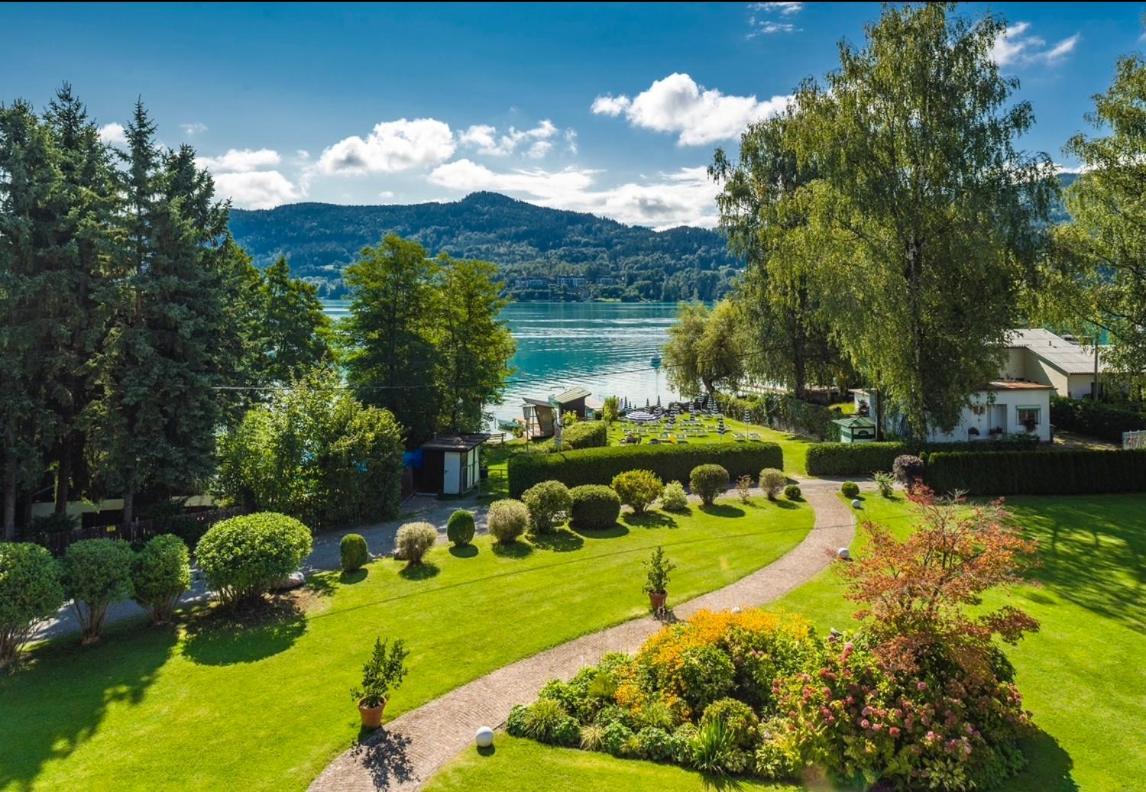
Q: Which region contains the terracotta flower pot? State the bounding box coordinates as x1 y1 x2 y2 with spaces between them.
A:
648 591 667 612
358 698 386 729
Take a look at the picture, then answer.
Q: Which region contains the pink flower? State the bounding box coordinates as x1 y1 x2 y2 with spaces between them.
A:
916 681 928 691
860 719 871 729
889 727 901 738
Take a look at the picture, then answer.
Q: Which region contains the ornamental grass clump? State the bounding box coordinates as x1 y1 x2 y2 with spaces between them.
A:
487 499 529 544
759 468 786 500
395 522 437 566
0 543 65 669
873 470 896 498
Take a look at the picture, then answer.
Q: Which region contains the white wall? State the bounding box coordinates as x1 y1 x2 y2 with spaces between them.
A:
925 388 1052 444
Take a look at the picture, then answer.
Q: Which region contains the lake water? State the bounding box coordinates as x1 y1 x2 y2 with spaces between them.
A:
321 300 681 425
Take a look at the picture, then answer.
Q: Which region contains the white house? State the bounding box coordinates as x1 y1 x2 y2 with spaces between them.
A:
1004 328 1106 400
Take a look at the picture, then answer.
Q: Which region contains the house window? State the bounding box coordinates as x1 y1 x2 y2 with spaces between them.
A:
1016 406 1041 432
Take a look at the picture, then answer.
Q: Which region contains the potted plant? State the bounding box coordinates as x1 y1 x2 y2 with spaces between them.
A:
351 637 409 729
643 546 676 613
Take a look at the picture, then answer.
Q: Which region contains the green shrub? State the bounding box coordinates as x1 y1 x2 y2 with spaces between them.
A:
1050 395 1146 443
507 699 581 747
872 470 896 498
339 533 369 572
196 513 313 607
610 469 663 515
29 511 78 535
487 499 529 544
395 522 437 566
926 448 1146 495
569 485 622 530
0 543 65 669
678 644 736 712
132 535 191 624
633 726 675 762
893 454 925 486
840 481 860 498
759 468 786 500
507 443 783 497
689 718 746 775
601 720 635 757
522 480 572 534
60 538 135 643
562 420 608 450
701 698 758 749
690 464 729 506
446 510 475 547
806 438 1038 476
579 723 605 751
783 484 802 501
351 636 408 708
661 480 689 511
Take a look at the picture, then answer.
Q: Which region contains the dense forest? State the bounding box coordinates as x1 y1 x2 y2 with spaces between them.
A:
229 191 742 301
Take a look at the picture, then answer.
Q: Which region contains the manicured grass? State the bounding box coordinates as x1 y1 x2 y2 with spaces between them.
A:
0 497 812 792
606 418 812 476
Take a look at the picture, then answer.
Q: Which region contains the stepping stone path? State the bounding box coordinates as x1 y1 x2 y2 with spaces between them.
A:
309 479 856 792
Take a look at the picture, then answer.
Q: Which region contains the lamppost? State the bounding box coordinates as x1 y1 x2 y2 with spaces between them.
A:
549 395 562 451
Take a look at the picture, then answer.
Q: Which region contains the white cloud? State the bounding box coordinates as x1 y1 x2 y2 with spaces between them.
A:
98 122 127 146
428 159 718 229
181 122 208 136
564 129 579 155
197 148 281 173
990 22 1079 67
753 2 803 14
213 170 301 209
458 119 561 158
747 2 803 37
592 73 789 145
317 118 456 175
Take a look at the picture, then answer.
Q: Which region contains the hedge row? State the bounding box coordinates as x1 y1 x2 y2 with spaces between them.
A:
507 443 784 498
1050 396 1146 444
562 420 608 449
925 449 1146 496
805 437 1041 476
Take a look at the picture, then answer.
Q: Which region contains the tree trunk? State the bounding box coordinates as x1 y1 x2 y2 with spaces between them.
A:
874 386 886 442
2 451 16 541
54 437 73 514
122 486 135 531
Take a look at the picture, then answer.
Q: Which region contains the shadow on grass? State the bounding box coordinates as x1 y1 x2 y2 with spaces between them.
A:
624 511 677 530
996 728 1078 791
700 503 745 519
768 498 800 510
306 571 340 597
477 744 496 757
0 623 177 789
448 544 479 559
339 568 368 585
663 505 693 518
492 540 534 559
182 597 306 666
399 562 440 581
571 522 630 539
531 528 584 552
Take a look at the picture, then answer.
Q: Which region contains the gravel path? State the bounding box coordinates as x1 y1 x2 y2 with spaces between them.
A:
308 479 856 792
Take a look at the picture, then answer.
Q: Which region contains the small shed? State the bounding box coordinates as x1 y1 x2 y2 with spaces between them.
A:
521 387 592 439
415 434 488 495
833 416 877 444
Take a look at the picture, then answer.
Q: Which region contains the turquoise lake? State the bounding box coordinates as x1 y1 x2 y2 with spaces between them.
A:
321 300 682 425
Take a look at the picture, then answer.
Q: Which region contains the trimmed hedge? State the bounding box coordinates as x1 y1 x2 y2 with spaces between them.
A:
340 534 369 572
1050 396 1146 444
806 437 1041 477
562 420 608 450
508 443 783 498
925 449 1146 495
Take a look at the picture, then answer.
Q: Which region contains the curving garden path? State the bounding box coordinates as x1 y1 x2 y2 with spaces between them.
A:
309 479 856 792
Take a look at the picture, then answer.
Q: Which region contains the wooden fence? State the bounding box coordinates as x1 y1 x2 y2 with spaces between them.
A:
27 506 245 555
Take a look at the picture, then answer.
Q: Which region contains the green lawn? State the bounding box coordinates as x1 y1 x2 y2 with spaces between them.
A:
0 497 812 792
427 489 1146 791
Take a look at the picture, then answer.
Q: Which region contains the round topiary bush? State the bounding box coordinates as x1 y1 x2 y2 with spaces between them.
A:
611 470 663 515
893 454 926 488
446 509 476 547
0 542 65 669
689 464 729 506
488 499 530 545
522 480 572 534
759 468 787 500
395 522 437 566
197 512 313 607
783 484 802 501
660 480 689 512
840 481 860 499
132 534 191 624
340 533 369 572
61 538 136 643
569 485 622 530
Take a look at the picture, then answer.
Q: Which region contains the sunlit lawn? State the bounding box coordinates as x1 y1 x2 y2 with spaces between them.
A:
0 497 812 792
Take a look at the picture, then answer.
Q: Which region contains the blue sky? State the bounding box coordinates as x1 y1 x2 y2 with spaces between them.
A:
2 2 1143 228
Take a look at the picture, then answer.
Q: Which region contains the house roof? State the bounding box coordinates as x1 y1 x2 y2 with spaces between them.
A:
420 434 490 452
1005 328 1107 375
833 416 877 430
555 387 591 403
522 398 552 409
983 380 1055 391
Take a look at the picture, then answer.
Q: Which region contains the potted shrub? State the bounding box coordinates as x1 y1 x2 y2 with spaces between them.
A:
352 636 409 729
643 546 675 613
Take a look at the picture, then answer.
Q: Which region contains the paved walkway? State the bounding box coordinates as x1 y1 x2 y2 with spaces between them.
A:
309 478 856 792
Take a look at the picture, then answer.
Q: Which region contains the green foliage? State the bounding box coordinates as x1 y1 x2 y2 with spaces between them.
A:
131 535 191 624
663 301 744 398
717 392 838 441
632 726 675 762
216 367 405 530
610 469 663 515
487 499 529 544
395 522 437 566
0 543 65 669
872 471 896 498
807 443 907 476
601 396 621 424
689 465 729 506
561 420 607 450
254 257 334 385
893 454 926 486
840 481 860 499
701 698 758 750
506 699 581 747
1050 397 1146 444
508 442 782 498
196 513 313 606
926 449 1146 495
759 468 786 500
783 484 802 501
60 538 135 643
660 480 689 512
643 546 675 595
446 510 476 547
689 718 742 775
569 485 622 530
29 512 79 535
351 636 408 708
521 480 572 534
339 534 369 572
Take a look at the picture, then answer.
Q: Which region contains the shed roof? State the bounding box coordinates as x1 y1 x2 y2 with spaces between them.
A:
1005 328 1107 375
984 380 1055 391
832 416 877 430
555 387 591 403
420 433 490 452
